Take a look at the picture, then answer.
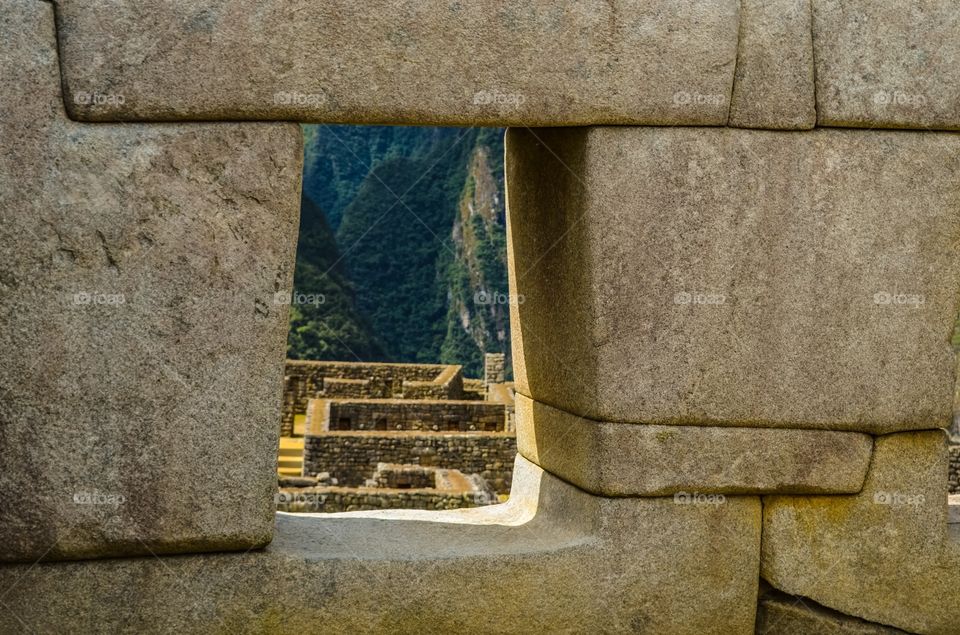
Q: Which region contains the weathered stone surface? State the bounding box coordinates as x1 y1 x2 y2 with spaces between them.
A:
0 0 301 562
756 588 909 634
0 456 762 634
728 0 816 129
516 395 872 496
762 430 960 633
813 0 960 130
53 0 739 126
507 127 960 433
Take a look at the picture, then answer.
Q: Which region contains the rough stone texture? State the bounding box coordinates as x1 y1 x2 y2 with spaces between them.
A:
507 127 960 433
303 432 517 494
516 395 872 496
756 588 909 634
728 0 816 129
813 0 960 130
0 456 762 634
53 0 739 126
282 360 465 436
275 485 494 514
311 398 508 433
949 445 960 494
0 0 301 562
762 430 960 633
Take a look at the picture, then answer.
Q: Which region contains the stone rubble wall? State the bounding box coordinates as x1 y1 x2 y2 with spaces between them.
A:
281 360 464 435
372 463 436 489
275 486 493 514
318 398 508 433
950 445 960 494
484 352 506 386
303 433 517 494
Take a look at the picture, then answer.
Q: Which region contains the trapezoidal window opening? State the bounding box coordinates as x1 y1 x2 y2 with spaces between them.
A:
276 124 517 513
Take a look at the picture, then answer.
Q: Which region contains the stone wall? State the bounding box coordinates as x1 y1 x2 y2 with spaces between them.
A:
484 352 506 385
312 398 508 433
373 464 436 489
950 445 960 494
281 360 464 435
275 486 495 513
11 0 960 632
303 433 517 493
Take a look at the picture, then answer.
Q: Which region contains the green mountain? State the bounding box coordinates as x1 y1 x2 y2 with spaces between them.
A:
302 125 461 231
286 194 386 361
293 125 510 377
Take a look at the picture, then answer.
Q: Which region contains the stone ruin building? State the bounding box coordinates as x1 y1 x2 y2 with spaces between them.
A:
277 357 515 512
4 0 960 633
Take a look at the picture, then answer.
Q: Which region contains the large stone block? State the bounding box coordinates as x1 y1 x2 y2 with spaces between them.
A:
728 0 816 129
0 0 301 561
53 0 739 126
0 456 762 634
516 395 872 496
507 127 960 433
813 0 960 130
762 430 960 633
756 588 909 634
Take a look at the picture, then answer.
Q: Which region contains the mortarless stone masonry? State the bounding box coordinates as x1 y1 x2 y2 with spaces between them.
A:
0 0 302 563
6 0 960 631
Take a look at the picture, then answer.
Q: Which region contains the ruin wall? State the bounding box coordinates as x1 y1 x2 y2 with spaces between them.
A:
275 487 495 513
303 433 517 493
281 360 464 435
317 398 508 433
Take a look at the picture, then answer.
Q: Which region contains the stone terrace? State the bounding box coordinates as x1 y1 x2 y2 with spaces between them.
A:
281 360 466 436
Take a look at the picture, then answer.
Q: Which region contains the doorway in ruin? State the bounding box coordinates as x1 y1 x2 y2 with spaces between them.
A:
275 125 517 513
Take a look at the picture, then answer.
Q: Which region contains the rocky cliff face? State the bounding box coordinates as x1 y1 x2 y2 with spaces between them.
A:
440 137 511 376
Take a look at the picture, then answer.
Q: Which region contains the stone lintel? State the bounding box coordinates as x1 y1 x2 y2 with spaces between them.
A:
53 0 739 126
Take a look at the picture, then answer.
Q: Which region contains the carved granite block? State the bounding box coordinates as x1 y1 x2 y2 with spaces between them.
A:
763 431 959 633
53 0 739 126
507 126 960 433
0 0 302 562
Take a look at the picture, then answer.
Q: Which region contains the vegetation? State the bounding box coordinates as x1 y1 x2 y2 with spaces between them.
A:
286 195 386 361
289 125 511 378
